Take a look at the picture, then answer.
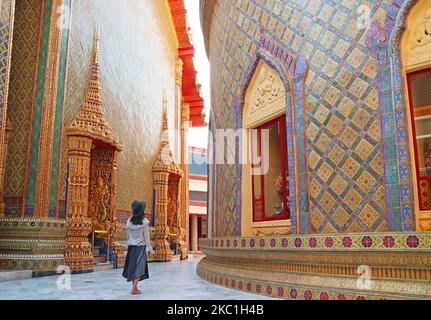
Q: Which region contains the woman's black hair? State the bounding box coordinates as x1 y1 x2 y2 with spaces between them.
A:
130 201 146 225
130 213 144 225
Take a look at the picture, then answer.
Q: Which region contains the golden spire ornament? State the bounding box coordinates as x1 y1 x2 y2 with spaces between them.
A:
66 25 120 150
94 24 101 65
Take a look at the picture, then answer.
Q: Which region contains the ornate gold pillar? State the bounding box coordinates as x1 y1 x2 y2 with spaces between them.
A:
153 108 183 262
110 150 125 267
179 102 190 259
0 124 13 217
191 215 198 252
176 58 188 259
34 0 68 218
0 1 72 275
64 136 93 273
175 58 183 162
153 171 172 262
0 0 16 218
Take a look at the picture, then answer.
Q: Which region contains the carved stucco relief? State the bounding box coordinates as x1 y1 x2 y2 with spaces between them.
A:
404 5 431 70
244 61 286 129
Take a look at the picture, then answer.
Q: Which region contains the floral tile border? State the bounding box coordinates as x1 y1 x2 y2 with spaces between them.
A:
200 232 431 251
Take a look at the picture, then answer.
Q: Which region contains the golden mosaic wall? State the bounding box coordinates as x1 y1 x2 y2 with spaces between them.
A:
207 0 390 235
4 0 42 215
60 0 179 215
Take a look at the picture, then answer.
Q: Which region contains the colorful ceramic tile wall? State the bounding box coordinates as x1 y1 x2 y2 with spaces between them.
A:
3 0 40 216
206 0 415 236
49 0 71 218
0 0 15 130
5 0 42 216
23 0 53 217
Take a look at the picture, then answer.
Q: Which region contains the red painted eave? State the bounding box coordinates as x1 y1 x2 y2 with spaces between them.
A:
168 0 206 127
179 44 195 58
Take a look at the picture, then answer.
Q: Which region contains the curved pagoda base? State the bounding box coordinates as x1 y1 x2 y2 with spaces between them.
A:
197 233 431 300
0 218 66 277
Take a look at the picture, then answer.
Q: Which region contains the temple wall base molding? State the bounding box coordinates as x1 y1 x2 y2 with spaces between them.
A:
153 236 172 262
0 218 66 275
64 216 94 273
198 233 431 300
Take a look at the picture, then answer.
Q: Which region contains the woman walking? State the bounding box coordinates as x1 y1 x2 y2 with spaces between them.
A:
122 200 154 295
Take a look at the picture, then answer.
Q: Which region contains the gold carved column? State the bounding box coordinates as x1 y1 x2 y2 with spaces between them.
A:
191 215 198 252
153 110 183 262
110 150 125 267
0 1 71 275
180 102 190 258
0 0 16 218
64 136 94 273
34 0 69 218
0 124 13 217
153 171 171 262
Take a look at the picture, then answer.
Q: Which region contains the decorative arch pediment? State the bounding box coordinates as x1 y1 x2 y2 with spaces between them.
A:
243 61 287 129
403 3 431 70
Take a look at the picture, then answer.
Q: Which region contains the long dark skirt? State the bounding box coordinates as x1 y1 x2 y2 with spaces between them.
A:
122 245 149 282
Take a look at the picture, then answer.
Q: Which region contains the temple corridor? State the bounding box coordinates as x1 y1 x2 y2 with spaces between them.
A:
1 0 431 301
0 256 273 300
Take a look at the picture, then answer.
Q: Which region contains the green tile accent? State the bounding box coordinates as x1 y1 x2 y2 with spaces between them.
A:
49 0 71 215
25 0 53 215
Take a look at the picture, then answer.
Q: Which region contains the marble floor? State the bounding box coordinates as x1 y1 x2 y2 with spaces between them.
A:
0 255 275 300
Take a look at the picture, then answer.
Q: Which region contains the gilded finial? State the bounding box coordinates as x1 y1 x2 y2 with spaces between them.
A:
94 24 101 65
163 90 169 132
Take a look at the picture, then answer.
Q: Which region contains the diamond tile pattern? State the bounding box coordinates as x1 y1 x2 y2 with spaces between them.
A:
207 0 389 235
4 0 42 216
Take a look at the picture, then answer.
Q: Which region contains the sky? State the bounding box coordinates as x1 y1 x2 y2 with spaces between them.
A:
184 0 211 150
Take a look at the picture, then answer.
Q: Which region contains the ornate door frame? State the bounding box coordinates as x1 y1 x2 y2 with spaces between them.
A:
64 31 124 273
153 112 184 262
233 27 309 235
